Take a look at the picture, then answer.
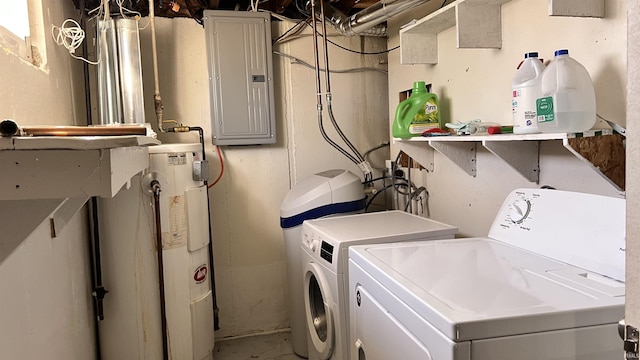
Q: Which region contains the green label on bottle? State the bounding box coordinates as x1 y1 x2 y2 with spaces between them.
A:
536 97 554 123
413 99 439 124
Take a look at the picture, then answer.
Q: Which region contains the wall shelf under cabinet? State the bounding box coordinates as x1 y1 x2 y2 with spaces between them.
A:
0 135 160 201
396 130 625 193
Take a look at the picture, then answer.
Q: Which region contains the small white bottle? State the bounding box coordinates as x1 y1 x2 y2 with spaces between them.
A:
536 49 596 133
512 52 545 134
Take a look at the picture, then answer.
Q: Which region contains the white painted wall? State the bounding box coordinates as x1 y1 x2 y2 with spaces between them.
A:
387 0 627 237
626 0 640 340
0 4 85 125
0 211 94 359
138 17 389 338
0 2 95 358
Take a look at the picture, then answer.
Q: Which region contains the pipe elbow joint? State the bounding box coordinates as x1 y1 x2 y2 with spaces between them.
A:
150 180 162 195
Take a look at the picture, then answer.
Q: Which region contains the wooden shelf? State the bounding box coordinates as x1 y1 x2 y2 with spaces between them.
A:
396 130 625 193
399 0 605 64
0 135 160 200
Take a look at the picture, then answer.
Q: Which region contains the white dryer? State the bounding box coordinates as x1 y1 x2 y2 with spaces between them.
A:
348 188 626 360
301 211 458 360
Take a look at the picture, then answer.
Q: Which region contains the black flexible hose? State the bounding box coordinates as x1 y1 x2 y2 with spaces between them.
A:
151 180 170 360
87 198 105 360
88 199 107 321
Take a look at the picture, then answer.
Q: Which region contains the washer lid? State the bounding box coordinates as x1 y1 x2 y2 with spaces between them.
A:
349 238 625 341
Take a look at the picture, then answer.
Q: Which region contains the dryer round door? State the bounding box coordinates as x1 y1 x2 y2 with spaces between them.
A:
304 262 334 360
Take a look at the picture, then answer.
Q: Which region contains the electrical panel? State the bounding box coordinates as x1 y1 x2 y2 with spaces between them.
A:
203 10 276 145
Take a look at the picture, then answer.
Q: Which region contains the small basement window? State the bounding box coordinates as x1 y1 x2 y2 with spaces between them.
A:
0 0 46 68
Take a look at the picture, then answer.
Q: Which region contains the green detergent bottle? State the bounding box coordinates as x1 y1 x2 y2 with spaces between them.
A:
392 81 441 138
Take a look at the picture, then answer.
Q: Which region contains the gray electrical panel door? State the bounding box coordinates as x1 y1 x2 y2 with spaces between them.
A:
204 10 276 145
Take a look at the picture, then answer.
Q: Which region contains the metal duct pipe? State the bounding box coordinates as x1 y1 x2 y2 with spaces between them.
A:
97 19 122 125
0 119 19 137
96 17 145 126
116 18 145 125
321 0 430 37
321 5 387 37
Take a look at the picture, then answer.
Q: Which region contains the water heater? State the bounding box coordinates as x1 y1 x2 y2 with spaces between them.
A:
98 143 214 360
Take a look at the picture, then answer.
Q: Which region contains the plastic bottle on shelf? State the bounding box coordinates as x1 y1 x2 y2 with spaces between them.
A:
512 52 545 134
536 49 596 133
392 81 441 138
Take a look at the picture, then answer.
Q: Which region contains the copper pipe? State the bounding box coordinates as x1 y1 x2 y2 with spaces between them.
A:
21 125 147 137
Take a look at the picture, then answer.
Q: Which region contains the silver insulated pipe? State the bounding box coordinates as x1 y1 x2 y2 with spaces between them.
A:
116 18 146 125
97 19 122 125
323 0 430 37
97 18 145 125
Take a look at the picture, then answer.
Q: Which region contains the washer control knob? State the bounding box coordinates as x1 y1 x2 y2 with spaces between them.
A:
310 239 321 252
510 199 531 224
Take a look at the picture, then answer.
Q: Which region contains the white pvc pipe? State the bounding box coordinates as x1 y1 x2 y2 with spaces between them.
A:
149 0 165 132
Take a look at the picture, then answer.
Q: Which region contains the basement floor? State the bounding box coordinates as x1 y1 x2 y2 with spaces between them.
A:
213 331 304 360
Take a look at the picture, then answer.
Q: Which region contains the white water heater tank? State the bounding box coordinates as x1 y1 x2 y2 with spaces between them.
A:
98 143 214 360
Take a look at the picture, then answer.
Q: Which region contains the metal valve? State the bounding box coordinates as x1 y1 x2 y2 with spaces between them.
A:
193 160 209 182
619 319 639 359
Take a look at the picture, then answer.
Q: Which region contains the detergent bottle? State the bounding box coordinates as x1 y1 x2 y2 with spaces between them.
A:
536 49 596 133
392 81 441 138
512 52 545 134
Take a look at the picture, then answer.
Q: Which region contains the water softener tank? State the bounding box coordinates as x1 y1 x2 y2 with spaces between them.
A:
98 143 215 360
280 169 365 357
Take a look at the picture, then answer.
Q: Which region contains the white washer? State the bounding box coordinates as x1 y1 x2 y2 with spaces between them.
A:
348 188 626 360
301 211 458 360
